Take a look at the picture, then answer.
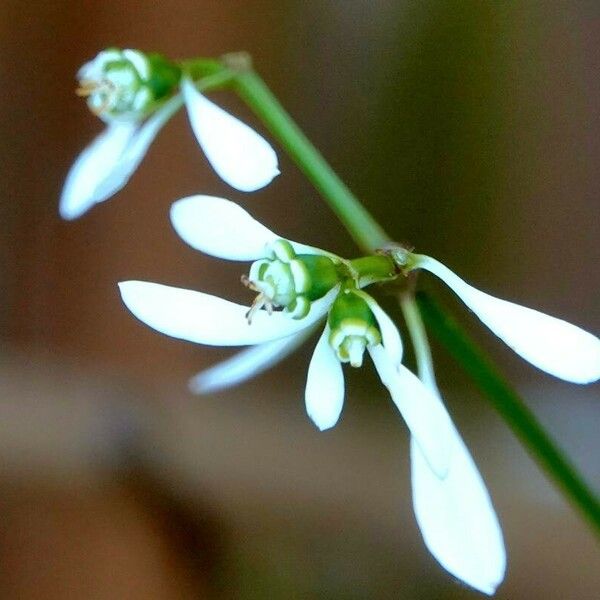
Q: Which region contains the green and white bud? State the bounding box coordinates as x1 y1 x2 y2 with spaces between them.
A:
76 48 181 121
328 289 381 367
244 239 341 322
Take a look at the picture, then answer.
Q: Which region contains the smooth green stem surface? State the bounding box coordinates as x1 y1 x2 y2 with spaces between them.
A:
233 70 390 254
178 58 229 80
416 291 600 537
399 293 438 391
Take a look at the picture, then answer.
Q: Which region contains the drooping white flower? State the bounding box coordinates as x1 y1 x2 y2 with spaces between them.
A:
60 49 279 220
117 195 506 594
411 254 600 384
118 196 454 477
119 196 451 469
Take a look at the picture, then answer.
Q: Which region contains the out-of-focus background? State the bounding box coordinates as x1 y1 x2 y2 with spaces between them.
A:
1 1 599 598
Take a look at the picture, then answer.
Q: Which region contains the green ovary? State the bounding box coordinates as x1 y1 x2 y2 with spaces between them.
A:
328 291 381 366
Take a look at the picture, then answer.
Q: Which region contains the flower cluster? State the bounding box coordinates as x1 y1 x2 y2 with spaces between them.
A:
63 48 600 596
118 194 600 594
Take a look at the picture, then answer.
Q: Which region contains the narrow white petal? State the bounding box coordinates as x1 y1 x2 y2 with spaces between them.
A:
60 122 137 219
100 95 182 191
411 426 506 594
369 346 452 478
170 195 336 260
118 281 337 346
182 77 279 191
60 96 182 220
305 324 345 431
417 255 600 384
355 292 403 366
190 326 316 394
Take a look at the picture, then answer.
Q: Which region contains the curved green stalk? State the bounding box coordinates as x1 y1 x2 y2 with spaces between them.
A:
233 70 390 254
399 293 438 392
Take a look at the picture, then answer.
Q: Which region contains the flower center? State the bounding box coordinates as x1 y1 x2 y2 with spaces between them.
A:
243 239 340 323
76 78 120 115
76 49 180 121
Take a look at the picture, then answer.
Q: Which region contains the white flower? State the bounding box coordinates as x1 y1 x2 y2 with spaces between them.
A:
118 195 506 594
410 254 600 384
60 49 279 220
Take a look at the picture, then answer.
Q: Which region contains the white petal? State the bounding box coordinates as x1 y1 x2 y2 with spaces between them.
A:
170 195 335 260
182 77 279 191
305 324 345 431
103 94 182 184
60 95 182 220
411 426 506 594
369 346 452 478
122 49 150 80
416 255 600 383
355 291 403 366
118 281 337 346
60 122 137 219
190 326 316 394
170 195 279 260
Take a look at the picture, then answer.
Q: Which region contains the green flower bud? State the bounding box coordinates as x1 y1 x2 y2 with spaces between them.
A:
76 48 181 121
244 239 340 322
328 289 381 367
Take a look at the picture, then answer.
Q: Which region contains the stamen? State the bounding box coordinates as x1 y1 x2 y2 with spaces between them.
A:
76 79 118 115
75 81 96 97
241 274 259 292
242 275 274 324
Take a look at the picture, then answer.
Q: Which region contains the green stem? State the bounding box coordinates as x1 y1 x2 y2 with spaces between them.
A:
232 69 390 254
178 58 229 80
399 293 438 391
416 291 600 537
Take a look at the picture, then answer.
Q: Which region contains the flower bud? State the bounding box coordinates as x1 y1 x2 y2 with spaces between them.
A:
245 240 340 322
328 289 381 367
76 48 181 121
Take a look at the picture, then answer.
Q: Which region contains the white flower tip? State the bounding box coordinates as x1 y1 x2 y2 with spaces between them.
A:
59 121 146 221
118 280 137 300
182 78 279 191
308 411 338 432
479 582 499 596
59 192 91 220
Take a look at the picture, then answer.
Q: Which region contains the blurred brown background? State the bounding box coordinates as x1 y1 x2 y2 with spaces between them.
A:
0 1 599 598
